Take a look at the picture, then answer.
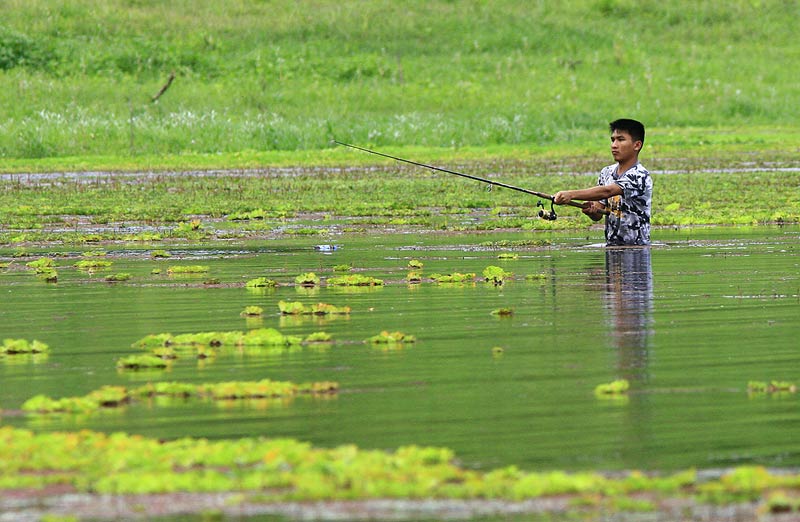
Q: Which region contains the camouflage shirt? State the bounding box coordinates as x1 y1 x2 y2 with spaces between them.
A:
598 162 652 246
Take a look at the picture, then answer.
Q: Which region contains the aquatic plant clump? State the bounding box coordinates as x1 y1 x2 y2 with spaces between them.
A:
595 379 630 396
1 338 49 354
116 354 170 370
327 274 384 286
429 272 476 283
367 331 417 344
245 277 278 288
22 385 130 414
305 332 333 343
25 257 55 271
747 380 797 394
278 301 352 315
483 266 512 285
525 273 548 281
22 379 338 415
105 273 131 282
295 272 320 286
132 328 304 352
74 259 113 270
167 265 210 274
199 379 338 400
241 306 264 317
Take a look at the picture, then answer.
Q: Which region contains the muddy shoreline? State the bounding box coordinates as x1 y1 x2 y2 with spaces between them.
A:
0 489 785 522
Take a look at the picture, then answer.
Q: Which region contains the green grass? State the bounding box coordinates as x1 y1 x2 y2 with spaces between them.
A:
1 0 799 165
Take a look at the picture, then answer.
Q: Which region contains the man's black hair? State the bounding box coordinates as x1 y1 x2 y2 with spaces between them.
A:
609 118 645 144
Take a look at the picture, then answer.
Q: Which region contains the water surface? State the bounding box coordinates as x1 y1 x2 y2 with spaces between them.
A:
1 226 799 473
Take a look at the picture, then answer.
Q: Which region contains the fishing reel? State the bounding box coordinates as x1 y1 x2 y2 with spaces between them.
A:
537 200 557 221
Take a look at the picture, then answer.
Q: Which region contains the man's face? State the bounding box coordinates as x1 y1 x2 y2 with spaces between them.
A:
610 129 641 164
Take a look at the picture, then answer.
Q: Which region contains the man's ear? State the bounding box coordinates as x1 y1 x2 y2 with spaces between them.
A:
633 140 643 152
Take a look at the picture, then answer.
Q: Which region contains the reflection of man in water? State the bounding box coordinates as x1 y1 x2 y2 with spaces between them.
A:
603 247 653 384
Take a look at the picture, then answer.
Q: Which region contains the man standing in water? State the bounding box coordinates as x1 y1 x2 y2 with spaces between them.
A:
553 119 652 246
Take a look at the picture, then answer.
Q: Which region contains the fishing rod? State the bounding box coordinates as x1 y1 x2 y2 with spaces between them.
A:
333 140 603 220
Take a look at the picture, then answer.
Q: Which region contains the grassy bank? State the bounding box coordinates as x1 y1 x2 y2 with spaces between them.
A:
1 0 799 163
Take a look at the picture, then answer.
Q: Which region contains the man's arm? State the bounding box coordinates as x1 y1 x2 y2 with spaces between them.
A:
553 184 622 205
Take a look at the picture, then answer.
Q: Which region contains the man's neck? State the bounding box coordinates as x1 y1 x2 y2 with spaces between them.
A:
617 157 638 173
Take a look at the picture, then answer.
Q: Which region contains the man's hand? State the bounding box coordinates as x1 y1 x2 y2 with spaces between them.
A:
581 201 605 222
552 191 572 205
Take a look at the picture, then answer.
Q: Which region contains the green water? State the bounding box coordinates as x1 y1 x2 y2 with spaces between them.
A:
1 226 799 473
